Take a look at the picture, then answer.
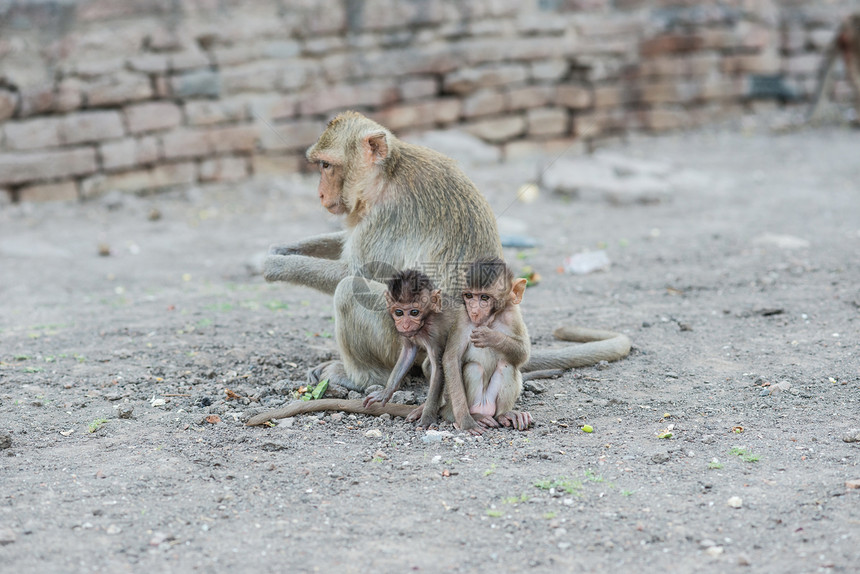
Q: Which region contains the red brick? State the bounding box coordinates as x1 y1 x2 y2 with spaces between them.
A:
62 111 125 144
462 89 506 118
526 107 569 137
86 73 153 107
125 102 183 134
556 85 593 109
259 119 325 152
641 34 705 57
2 118 63 150
18 181 79 202
0 148 97 185
199 157 249 182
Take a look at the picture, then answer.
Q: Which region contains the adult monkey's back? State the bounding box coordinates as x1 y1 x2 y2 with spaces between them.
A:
263 111 630 392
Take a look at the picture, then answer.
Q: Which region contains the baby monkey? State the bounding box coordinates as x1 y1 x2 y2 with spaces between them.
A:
443 257 532 435
363 269 454 428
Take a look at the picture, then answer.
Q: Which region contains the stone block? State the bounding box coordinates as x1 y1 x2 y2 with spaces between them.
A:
18 84 55 117
784 54 819 77
62 111 125 144
170 50 211 71
506 85 554 111
199 157 249 182
208 125 259 153
171 69 221 98
593 85 626 109
457 38 510 66
251 153 304 177
400 77 438 101
0 90 17 122
640 108 688 131
136 136 160 165
18 181 79 202
530 60 569 82
127 54 169 74
638 57 685 78
186 99 248 125
639 83 682 105
221 62 281 94
462 89 506 118
443 64 529 95
74 58 125 79
162 130 211 160
81 161 195 198
56 79 85 113
2 117 63 150
0 148 97 185
259 119 325 152
282 61 312 91
125 102 183 134
556 85 593 109
526 107 570 137
100 138 137 171
464 115 527 143
86 73 153 107
299 81 400 116
506 37 565 61
372 99 462 132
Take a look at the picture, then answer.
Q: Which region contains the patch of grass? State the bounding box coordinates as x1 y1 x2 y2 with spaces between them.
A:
265 300 289 311
88 419 109 433
485 509 503 518
23 367 43 373
502 493 530 505
484 464 497 477
196 318 213 328
708 462 724 470
534 477 583 494
584 469 604 483
621 490 634 496
206 302 235 312
14 354 30 361
729 447 761 463
543 512 557 519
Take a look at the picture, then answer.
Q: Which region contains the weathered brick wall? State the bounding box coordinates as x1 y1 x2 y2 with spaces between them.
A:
0 0 856 203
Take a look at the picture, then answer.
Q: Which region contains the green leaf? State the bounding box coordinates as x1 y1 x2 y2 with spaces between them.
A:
311 379 329 400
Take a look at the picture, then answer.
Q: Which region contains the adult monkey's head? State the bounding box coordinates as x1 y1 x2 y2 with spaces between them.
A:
306 111 395 223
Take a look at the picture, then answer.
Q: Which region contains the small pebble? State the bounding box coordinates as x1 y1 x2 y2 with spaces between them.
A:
0 432 12 450
845 479 860 490
705 546 724 557
365 429 382 438
0 528 15 545
116 404 133 419
727 496 743 508
842 429 860 443
106 524 122 535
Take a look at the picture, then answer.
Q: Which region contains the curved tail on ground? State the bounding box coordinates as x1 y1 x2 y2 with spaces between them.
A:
523 325 631 372
246 399 415 426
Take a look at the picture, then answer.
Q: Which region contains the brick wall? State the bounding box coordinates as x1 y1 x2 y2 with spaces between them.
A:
0 0 856 203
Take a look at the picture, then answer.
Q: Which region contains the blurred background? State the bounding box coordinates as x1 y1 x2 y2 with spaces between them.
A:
0 0 857 203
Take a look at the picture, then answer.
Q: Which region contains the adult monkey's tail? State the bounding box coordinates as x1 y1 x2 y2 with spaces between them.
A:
523 326 631 372
246 399 415 426
806 36 840 122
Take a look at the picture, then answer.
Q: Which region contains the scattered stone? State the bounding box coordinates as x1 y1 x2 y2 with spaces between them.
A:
523 380 547 393
842 429 860 443
563 250 610 275
106 524 122 535
699 539 716 548
324 383 349 399
364 385 384 396
651 452 671 464
761 381 792 396
727 496 743 508
347 391 363 400
0 528 16 545
405 130 501 165
705 546 724 557
365 429 382 438
278 417 294 428
846 479 860 490
737 553 752 566
752 233 810 250
330 413 344 422
390 390 415 404
379 413 391 422
0 432 12 449
116 404 133 419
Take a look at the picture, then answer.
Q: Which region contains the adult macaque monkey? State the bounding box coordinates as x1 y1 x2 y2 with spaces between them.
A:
363 269 454 428
262 111 631 396
443 258 531 435
807 13 860 123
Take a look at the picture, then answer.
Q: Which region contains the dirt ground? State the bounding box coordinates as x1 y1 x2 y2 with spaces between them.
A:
1 116 858 573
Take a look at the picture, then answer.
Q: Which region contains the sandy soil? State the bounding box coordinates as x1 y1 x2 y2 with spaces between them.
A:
1 118 858 573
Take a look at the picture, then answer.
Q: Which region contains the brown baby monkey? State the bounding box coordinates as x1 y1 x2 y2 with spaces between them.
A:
443 258 532 435
363 269 454 428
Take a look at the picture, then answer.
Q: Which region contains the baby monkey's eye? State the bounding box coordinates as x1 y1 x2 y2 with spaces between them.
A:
409 309 420 317
463 292 473 299
394 309 404 316
480 294 490 302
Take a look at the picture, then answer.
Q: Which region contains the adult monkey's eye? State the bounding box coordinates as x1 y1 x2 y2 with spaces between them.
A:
321 161 330 169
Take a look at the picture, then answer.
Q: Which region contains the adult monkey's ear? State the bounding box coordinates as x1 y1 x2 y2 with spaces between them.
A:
363 130 389 165
383 290 396 309
511 278 527 305
430 289 443 313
